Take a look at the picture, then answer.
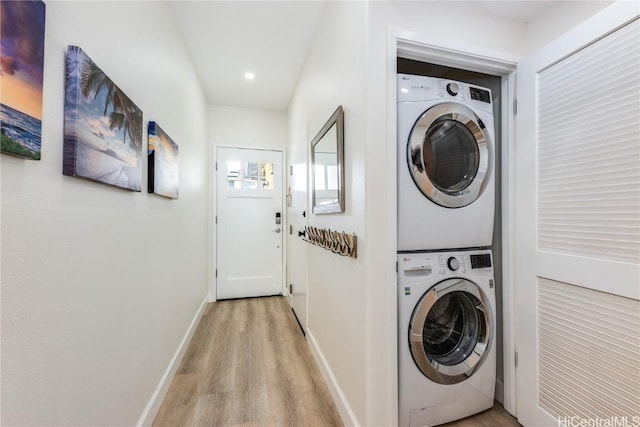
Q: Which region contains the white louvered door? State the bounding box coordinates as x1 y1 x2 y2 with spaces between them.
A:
516 3 640 426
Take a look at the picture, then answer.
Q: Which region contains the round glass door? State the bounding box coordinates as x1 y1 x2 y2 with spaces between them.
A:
409 278 492 385
408 103 491 208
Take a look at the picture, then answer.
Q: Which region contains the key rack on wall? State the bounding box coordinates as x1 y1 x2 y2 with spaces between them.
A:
302 226 357 259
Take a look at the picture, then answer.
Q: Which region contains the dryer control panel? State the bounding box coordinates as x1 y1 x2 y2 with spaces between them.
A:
397 74 494 114
398 250 493 285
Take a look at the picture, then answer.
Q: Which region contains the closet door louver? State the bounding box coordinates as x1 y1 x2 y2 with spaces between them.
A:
537 18 640 264
516 5 640 426
532 16 640 424
538 278 640 420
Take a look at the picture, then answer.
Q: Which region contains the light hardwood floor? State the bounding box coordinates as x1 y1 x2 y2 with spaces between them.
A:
153 296 520 427
153 296 343 426
442 404 521 427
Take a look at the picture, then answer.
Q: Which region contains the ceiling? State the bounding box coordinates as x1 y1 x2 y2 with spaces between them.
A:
171 1 556 113
171 1 326 112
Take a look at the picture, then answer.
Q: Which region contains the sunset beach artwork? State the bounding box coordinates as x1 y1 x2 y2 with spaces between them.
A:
148 122 179 199
0 0 46 160
63 46 143 191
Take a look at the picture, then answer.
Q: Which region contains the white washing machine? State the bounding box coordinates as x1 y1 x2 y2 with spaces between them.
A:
397 74 495 251
398 249 496 427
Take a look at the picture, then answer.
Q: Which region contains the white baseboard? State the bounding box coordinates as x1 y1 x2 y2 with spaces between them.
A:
136 294 209 427
495 378 504 405
306 330 360 427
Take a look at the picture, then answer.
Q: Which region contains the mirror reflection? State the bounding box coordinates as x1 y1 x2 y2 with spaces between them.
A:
311 106 344 214
314 123 338 204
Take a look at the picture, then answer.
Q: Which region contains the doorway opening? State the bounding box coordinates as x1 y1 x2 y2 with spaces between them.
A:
397 57 506 403
391 37 518 416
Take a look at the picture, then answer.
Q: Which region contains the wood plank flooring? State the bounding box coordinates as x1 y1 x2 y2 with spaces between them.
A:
442 404 521 427
152 296 343 427
153 296 520 427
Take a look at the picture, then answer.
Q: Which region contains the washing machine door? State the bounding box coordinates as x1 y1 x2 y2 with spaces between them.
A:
409 278 492 385
408 102 491 208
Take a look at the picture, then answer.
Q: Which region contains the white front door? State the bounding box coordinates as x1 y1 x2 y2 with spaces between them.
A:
216 147 284 300
516 4 640 426
287 133 309 331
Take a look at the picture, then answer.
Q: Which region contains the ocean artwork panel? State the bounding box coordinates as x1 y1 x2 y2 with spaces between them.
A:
0 0 46 160
148 122 179 199
63 46 143 191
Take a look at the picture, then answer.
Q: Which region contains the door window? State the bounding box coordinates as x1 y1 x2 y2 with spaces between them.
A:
409 278 492 384
423 118 479 195
422 291 483 366
227 161 274 190
407 103 490 208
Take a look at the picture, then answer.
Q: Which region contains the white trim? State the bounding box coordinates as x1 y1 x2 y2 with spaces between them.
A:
500 72 518 416
208 144 218 302
387 27 519 419
385 30 400 427
307 330 360 427
136 295 209 427
280 148 288 297
393 28 522 75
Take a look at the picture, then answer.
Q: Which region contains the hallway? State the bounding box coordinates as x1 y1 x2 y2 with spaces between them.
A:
152 297 343 426
152 296 521 427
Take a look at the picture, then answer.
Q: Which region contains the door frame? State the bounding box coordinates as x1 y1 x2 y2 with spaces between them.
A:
387 29 520 417
209 145 287 302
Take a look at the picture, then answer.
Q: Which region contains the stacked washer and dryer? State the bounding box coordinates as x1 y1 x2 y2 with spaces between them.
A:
397 74 497 427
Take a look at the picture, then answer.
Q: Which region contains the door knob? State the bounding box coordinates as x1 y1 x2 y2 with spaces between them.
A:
273 228 281 233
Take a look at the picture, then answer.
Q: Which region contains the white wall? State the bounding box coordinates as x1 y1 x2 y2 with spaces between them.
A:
209 104 287 151
524 1 613 54
287 2 367 424
0 2 209 425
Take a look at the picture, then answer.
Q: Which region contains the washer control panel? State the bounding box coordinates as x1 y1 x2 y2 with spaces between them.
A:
446 82 460 96
438 254 467 275
398 250 493 285
447 256 460 271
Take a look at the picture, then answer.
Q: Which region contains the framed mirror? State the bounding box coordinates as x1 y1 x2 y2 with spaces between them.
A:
311 106 344 214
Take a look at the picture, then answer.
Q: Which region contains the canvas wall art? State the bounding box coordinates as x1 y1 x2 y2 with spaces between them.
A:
63 45 142 191
0 0 46 160
148 122 179 199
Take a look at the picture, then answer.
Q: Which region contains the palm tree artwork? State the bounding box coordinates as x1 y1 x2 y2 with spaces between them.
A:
63 45 143 191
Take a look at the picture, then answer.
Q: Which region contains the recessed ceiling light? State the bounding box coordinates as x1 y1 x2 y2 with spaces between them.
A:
244 72 255 80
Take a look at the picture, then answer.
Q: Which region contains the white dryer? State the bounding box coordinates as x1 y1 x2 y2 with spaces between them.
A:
397 74 495 251
398 249 496 427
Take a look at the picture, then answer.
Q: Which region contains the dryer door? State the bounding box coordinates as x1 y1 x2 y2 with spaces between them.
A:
408 103 491 208
409 278 492 385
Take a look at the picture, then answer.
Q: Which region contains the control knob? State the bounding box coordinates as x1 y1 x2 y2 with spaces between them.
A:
446 82 459 96
447 256 460 271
